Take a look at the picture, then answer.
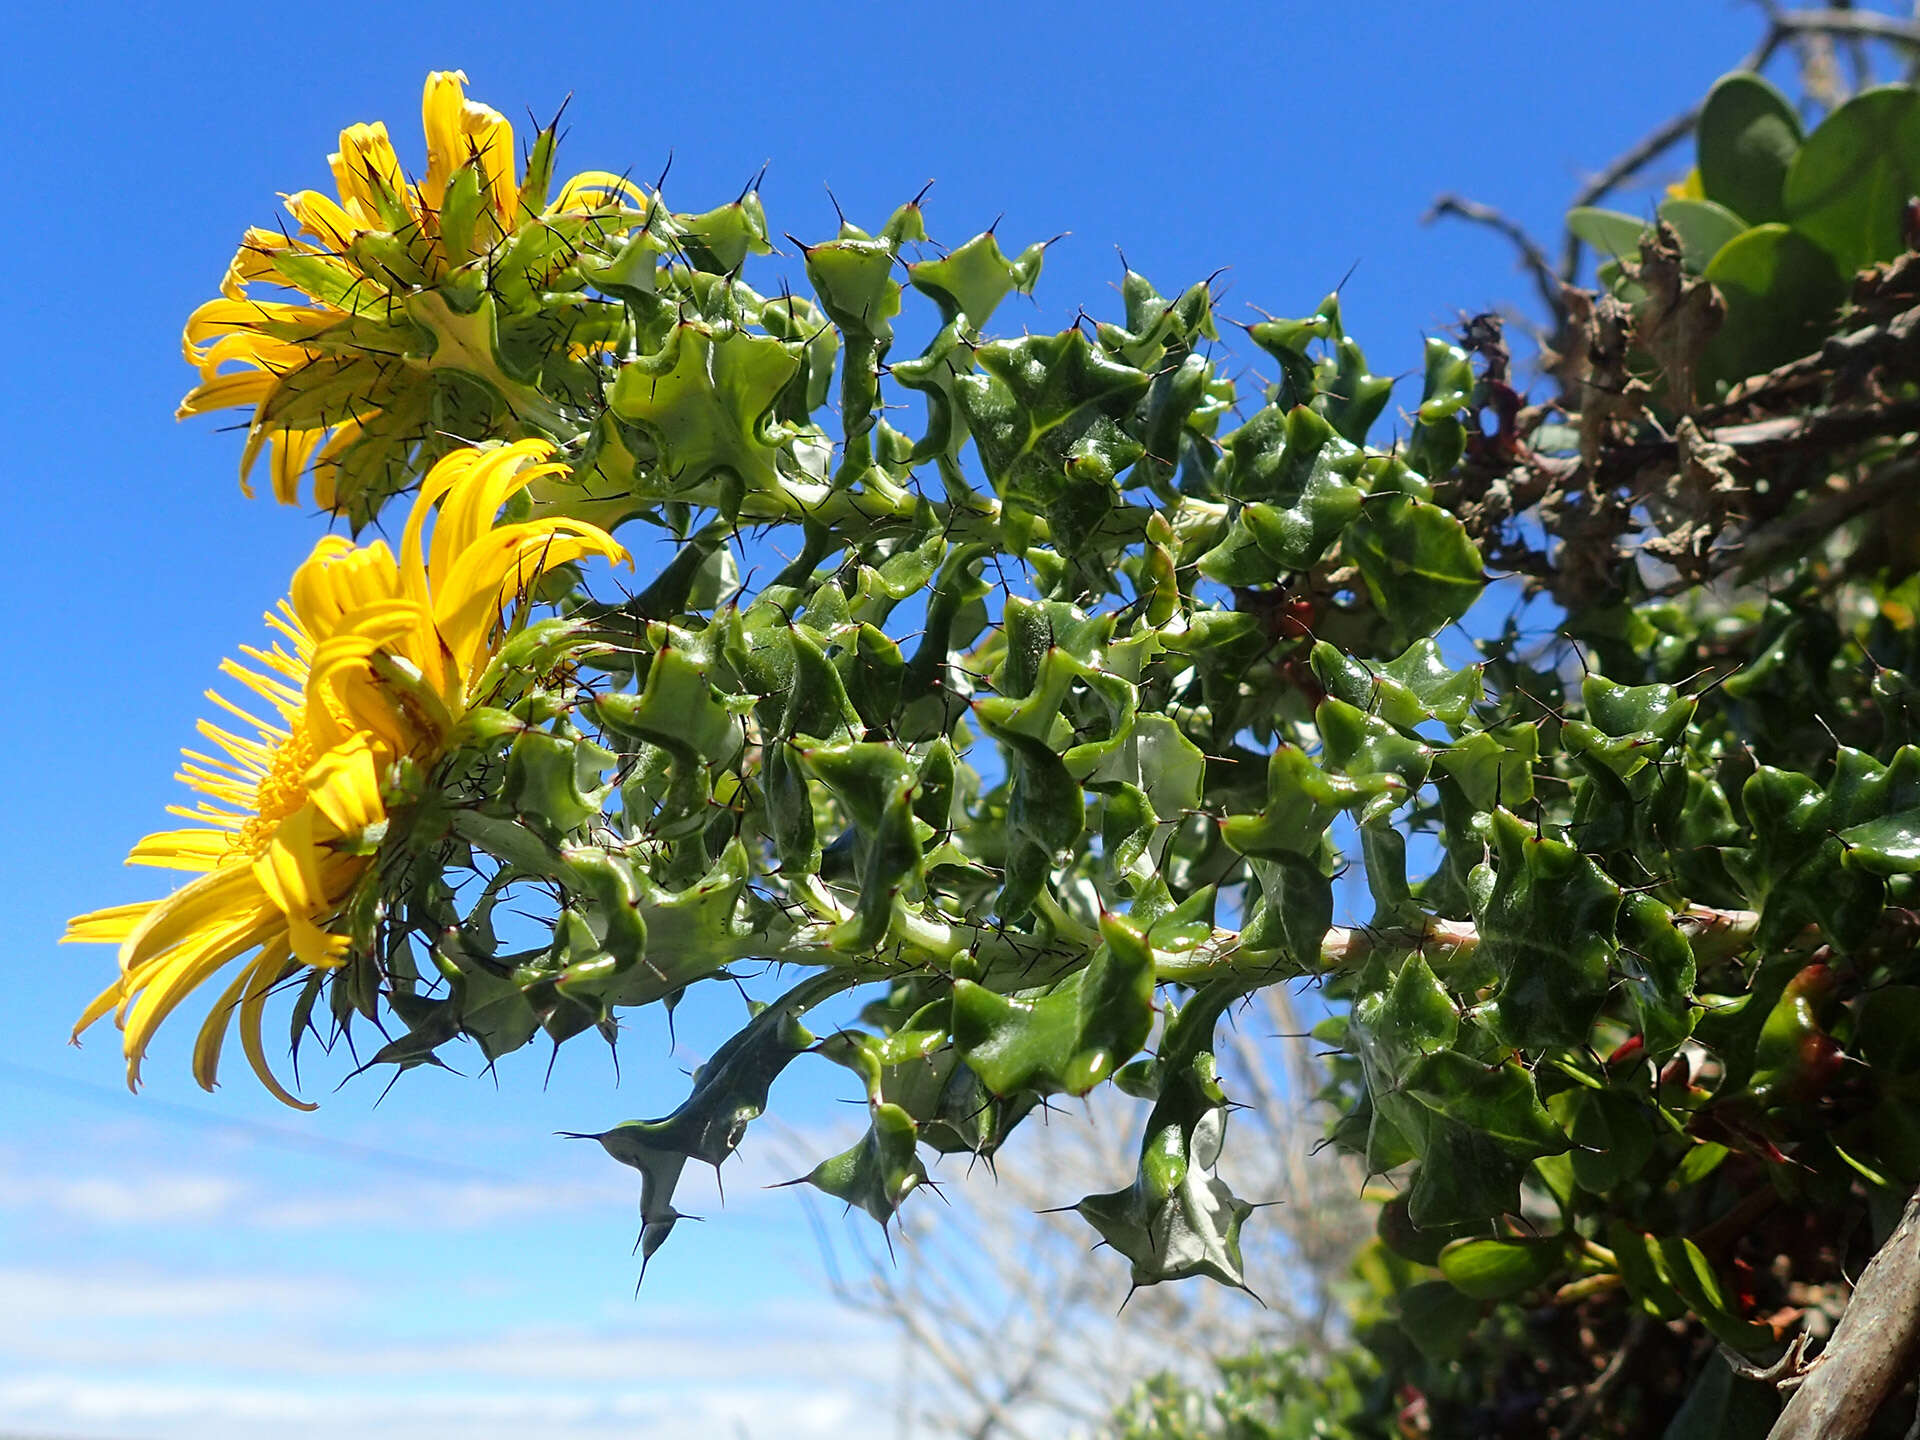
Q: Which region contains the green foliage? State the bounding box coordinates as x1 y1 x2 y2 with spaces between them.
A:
161 48 1920 1439
1105 1349 1381 1440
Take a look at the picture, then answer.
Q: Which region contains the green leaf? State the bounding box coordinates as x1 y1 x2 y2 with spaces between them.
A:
982 727 1086 921
1364 953 1459 1056
1438 1236 1563 1299
1607 1222 1689 1322
1736 747 1892 950
1568 206 1652 260
607 322 801 499
1703 224 1845 382
1841 808 1920 874
568 972 850 1278
1318 334 1394 444
907 231 1045 329
1655 1235 1775 1351
1784 85 1920 275
1840 746 1920 874
1214 404 1364 570
1662 1355 1781 1440
1474 808 1619 1049
503 728 615 837
951 912 1155 1097
1400 1051 1568 1160
1310 637 1482 730
791 1101 926 1225
1222 745 1360 860
1315 698 1434 825
1240 856 1334 971
673 194 772 273
955 328 1150 542
1345 495 1485 648
804 235 902 344
1397 1280 1483 1361
800 742 925 949
596 647 745 762
1697 72 1802 224
1406 338 1474 479
1074 982 1257 1290
1657 197 1748 272
1434 725 1538 811
1617 893 1699 1062
1548 1086 1656 1193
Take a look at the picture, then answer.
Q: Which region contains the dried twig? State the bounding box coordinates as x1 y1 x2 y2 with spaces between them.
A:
1558 1315 1652 1440
1425 194 1569 326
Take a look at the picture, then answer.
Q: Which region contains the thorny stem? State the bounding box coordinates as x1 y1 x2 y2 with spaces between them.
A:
729 900 1760 992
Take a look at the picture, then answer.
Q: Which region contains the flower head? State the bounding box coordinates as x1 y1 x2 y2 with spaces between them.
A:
179 71 657 517
67 441 627 1107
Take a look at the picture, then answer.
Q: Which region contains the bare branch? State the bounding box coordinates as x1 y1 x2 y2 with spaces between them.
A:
1766 1182 1920 1439
1777 7 1920 47
1425 194 1569 326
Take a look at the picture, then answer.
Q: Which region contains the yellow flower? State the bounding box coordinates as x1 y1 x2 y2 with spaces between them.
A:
66 442 628 1108
179 70 653 511
1665 167 1706 202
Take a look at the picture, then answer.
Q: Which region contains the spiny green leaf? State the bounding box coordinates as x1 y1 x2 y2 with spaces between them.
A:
907 231 1045 329
1311 637 1483 730
792 1101 926 1225
951 911 1156 1097
1345 494 1485 648
1074 982 1257 1290
608 321 801 498
1474 808 1617 1050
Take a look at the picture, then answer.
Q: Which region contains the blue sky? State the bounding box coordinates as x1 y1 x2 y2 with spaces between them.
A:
0 2 1773 1435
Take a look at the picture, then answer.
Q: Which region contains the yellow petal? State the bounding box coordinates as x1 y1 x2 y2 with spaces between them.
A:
177 369 274 420
190 962 254 1092
270 427 326 506
283 189 362 252
238 943 317 1110
72 974 129 1040
549 170 650 214
331 120 409 220
119 905 281 1090
309 414 369 514
64 901 158 945
289 534 401 639
434 524 626 679
118 864 273 976
304 735 386 837
419 69 472 214
127 830 233 873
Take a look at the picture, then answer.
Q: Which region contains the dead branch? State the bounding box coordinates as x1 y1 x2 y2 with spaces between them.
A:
1425 194 1569 327
1765 1182 1920 1440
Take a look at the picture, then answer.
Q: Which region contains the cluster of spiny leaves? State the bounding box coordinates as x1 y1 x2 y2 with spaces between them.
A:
199 68 1920 1388
303 142 1505 1284
1099 70 1920 1440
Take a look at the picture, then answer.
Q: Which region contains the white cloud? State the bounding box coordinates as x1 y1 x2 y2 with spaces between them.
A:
0 1266 353 1323
0 1171 241 1226
253 1173 630 1228
0 1121 898 1439
0 1298 895 1440
0 1371 874 1440
0 1163 632 1235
